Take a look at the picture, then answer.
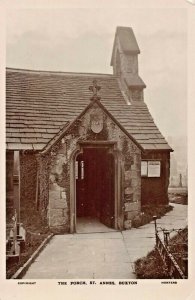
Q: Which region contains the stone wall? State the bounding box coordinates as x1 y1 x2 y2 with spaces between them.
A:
112 36 144 103
113 37 138 76
37 152 51 224
112 37 131 102
41 102 141 232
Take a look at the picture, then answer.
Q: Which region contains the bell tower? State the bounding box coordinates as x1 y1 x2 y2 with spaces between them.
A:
111 27 146 104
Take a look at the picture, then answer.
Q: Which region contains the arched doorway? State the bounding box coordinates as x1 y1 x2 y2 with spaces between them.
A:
70 142 121 233
76 147 115 231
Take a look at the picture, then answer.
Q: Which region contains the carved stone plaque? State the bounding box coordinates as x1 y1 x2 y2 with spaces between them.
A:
90 113 103 133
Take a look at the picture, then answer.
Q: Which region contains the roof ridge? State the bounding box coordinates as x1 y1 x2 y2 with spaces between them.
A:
6 67 116 78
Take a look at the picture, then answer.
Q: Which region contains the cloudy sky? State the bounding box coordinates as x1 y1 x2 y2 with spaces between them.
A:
6 5 187 142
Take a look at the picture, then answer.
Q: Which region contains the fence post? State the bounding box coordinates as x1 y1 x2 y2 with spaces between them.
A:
163 230 170 247
182 258 188 277
153 215 157 244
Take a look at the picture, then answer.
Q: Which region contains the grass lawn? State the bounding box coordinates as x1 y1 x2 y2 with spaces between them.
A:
132 205 173 228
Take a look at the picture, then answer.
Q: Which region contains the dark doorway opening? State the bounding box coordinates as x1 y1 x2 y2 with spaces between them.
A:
76 147 115 231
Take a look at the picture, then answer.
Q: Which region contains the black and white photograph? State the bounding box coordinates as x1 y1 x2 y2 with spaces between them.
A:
1 0 195 299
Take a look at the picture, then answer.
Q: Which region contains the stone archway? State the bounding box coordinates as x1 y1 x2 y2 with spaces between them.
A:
69 141 122 233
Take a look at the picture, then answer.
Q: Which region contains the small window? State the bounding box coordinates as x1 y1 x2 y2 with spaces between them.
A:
81 161 84 179
141 161 148 176
141 160 161 177
75 161 78 179
75 160 84 180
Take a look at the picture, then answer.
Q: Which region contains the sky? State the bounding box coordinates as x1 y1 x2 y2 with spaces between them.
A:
6 6 187 143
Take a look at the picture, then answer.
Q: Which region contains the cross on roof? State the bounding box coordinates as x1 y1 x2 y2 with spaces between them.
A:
89 80 101 101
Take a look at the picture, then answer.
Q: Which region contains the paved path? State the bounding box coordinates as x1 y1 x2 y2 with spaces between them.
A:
23 204 187 279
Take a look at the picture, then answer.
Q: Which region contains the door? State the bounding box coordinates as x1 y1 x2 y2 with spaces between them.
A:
76 147 115 228
99 152 115 227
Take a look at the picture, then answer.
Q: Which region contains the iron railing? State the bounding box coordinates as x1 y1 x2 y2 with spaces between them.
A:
153 216 188 279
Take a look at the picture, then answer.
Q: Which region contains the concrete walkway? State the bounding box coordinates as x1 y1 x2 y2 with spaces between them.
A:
23 204 187 279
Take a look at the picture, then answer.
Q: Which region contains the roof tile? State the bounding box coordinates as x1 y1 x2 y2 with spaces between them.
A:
33 144 45 150
6 68 171 151
6 138 20 143
7 143 33 150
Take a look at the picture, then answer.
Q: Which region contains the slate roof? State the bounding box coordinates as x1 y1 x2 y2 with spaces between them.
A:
6 68 172 151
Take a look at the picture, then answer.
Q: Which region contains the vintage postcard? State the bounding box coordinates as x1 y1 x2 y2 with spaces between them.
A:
0 0 195 299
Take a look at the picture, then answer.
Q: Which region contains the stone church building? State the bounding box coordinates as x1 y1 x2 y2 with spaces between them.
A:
6 27 172 233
